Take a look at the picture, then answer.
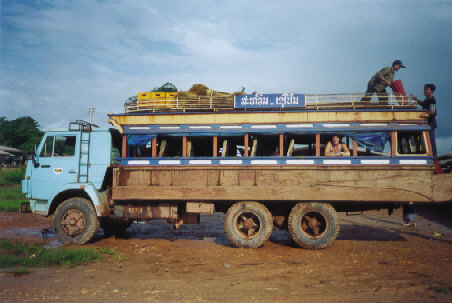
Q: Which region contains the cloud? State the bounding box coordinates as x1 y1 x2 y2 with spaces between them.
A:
1 0 451 135
436 136 452 155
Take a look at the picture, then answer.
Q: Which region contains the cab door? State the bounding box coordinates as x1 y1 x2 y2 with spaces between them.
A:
30 133 79 200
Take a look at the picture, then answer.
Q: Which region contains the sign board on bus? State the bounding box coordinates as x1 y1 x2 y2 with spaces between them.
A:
234 93 305 109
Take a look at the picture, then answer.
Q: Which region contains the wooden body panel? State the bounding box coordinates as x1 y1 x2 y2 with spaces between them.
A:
109 110 426 132
112 165 451 203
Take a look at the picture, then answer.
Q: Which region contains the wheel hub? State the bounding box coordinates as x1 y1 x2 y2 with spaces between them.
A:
61 209 86 236
300 212 326 239
236 213 260 239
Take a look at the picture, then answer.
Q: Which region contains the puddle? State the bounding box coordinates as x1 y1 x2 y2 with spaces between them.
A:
124 214 230 245
0 227 56 238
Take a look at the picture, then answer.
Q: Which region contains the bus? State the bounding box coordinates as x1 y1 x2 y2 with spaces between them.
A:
23 92 451 249
104 92 451 249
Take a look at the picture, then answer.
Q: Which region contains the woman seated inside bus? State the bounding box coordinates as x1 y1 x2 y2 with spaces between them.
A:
324 135 350 157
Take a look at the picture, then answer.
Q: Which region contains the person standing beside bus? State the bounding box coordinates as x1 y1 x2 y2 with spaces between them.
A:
324 135 350 157
410 84 437 156
361 60 406 104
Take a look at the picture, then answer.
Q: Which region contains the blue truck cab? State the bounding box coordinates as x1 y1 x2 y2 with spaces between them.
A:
22 120 122 244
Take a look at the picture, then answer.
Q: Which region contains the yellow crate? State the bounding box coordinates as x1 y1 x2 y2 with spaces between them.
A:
137 92 151 101
166 92 177 98
137 91 177 108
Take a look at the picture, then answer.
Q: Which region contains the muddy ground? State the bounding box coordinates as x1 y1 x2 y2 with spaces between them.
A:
1 205 452 303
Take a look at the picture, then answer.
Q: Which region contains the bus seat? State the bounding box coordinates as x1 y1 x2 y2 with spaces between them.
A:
221 140 228 157
158 139 167 157
287 139 295 156
251 139 258 156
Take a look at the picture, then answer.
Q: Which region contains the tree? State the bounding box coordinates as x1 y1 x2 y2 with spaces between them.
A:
0 116 44 154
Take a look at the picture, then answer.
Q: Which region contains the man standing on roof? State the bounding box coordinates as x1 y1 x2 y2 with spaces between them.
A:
361 60 406 104
410 84 438 156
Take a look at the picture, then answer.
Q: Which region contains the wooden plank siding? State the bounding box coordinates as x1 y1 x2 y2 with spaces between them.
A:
112 166 452 203
109 110 427 133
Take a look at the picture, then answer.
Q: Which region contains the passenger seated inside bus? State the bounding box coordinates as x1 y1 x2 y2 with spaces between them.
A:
324 135 350 157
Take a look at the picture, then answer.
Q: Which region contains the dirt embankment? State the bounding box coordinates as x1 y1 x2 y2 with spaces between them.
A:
1 206 452 302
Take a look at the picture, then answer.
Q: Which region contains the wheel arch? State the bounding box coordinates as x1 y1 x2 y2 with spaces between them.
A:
48 189 91 216
47 184 109 217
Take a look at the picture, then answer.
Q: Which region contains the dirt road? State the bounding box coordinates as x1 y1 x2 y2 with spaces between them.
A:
1 205 452 302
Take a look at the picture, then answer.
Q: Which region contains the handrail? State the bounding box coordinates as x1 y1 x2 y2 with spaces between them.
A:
124 93 416 113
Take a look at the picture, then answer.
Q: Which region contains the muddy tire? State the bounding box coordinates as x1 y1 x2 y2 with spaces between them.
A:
53 197 100 245
224 201 274 248
288 202 339 249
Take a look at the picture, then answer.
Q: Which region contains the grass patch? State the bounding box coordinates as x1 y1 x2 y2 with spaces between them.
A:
430 280 452 295
0 185 27 212
0 239 104 268
0 186 25 200
0 167 26 186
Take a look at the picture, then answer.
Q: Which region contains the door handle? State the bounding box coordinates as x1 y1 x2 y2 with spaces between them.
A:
68 170 78 174
41 165 50 168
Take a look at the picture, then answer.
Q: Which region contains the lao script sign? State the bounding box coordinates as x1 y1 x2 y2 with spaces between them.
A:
234 93 305 109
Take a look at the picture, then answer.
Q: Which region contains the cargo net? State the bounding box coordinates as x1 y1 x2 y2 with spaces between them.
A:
124 82 417 113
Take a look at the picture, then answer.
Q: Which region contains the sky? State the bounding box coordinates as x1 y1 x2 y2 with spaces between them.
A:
1 0 452 154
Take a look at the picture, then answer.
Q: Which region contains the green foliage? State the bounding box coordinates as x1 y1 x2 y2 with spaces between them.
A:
0 200 24 212
0 182 27 212
0 239 103 268
0 186 25 200
0 167 26 185
0 116 44 155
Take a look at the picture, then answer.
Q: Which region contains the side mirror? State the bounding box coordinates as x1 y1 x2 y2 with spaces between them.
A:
32 146 40 168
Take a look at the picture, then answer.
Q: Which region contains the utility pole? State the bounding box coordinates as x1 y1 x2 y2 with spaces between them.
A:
88 107 95 125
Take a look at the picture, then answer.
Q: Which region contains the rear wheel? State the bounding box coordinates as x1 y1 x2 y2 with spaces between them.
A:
288 202 339 249
224 201 273 248
53 197 99 244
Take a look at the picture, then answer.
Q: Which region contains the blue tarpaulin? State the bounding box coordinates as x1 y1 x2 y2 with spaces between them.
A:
348 132 389 152
127 134 156 146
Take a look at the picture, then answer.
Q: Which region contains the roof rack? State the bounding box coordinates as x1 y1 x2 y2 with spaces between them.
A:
124 93 417 113
69 120 99 132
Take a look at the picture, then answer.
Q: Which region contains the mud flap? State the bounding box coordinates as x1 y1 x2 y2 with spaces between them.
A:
20 202 30 213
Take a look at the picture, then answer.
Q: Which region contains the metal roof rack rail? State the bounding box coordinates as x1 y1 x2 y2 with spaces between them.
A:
69 120 99 131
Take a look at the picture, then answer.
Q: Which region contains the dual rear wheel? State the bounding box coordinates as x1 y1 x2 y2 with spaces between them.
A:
224 201 339 249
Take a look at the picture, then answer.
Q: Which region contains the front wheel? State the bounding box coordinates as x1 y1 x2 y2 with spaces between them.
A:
224 201 274 248
53 197 100 244
288 202 339 249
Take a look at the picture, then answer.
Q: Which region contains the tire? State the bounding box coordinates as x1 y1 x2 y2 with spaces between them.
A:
53 197 100 245
224 201 274 248
288 202 339 250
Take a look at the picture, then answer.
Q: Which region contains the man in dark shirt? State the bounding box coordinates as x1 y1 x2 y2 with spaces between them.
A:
411 84 437 156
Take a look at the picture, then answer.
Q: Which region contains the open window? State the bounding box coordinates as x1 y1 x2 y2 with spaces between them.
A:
218 136 244 157
187 137 214 157
249 134 280 156
396 131 427 155
286 134 317 156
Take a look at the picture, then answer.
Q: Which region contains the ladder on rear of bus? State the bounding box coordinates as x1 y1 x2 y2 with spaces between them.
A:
69 120 97 183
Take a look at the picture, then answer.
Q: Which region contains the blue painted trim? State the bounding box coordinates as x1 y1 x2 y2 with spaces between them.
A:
123 122 429 135
117 156 434 166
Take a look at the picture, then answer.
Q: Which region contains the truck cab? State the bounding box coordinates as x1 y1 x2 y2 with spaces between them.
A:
22 121 121 243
